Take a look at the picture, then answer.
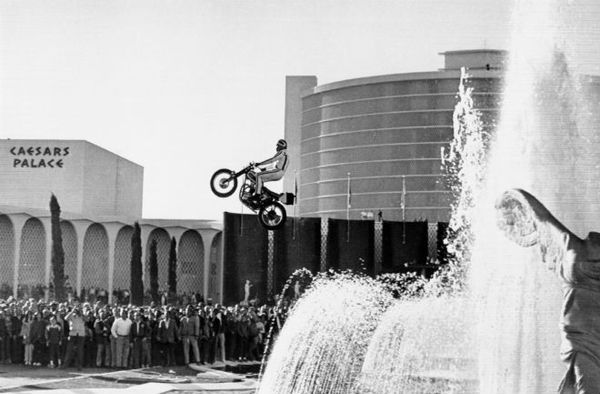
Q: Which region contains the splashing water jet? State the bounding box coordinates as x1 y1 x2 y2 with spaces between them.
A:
472 0 600 392
257 274 393 394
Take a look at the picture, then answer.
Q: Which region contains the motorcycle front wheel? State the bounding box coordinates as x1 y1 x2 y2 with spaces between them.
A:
258 201 287 230
210 169 237 197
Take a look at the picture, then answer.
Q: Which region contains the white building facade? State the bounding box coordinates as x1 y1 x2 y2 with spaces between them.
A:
0 140 223 303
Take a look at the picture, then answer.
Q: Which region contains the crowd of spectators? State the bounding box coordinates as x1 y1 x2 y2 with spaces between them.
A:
0 291 290 371
0 282 213 310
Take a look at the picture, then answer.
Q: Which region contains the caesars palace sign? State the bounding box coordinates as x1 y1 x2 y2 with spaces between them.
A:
9 146 70 168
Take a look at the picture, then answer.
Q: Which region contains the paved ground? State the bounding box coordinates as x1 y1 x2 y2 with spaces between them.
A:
0 363 259 393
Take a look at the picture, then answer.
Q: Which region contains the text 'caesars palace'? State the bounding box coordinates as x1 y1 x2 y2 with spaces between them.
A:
3 49 596 304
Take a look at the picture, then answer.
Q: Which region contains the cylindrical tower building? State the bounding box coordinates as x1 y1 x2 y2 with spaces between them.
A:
285 49 506 222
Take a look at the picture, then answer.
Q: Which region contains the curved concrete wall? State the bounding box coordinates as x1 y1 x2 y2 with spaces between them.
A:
298 72 502 221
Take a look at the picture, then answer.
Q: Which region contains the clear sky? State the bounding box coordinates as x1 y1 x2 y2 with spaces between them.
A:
0 0 598 220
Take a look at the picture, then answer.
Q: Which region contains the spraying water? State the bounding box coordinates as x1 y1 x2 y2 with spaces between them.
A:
257 273 393 394
257 268 314 381
358 295 477 394
472 0 600 392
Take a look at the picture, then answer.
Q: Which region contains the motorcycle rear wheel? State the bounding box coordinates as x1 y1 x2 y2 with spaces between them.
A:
258 201 287 230
210 169 237 197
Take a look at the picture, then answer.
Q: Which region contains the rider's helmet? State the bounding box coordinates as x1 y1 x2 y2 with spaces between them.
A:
277 139 288 151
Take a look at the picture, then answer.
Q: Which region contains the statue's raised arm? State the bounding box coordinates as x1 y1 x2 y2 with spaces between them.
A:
494 188 582 271
494 189 600 393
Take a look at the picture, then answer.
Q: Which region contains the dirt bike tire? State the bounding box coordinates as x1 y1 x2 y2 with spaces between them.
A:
210 169 237 197
258 201 287 230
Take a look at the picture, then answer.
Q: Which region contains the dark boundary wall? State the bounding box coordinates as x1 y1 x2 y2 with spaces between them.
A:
327 219 374 275
222 212 268 305
382 221 428 272
273 216 321 296
222 212 449 303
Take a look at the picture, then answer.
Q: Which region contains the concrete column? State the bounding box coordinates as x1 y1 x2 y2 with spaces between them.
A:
103 223 123 305
283 75 318 218
108 234 115 305
198 230 217 302
13 229 22 299
165 227 186 244
11 214 29 298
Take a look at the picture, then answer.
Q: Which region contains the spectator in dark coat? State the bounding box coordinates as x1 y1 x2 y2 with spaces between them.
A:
236 309 249 362
93 310 109 367
141 310 152 368
102 309 114 368
205 308 215 363
9 308 22 364
130 311 150 368
213 307 226 364
45 315 62 367
179 307 200 365
158 312 178 366
29 312 46 366
198 309 209 364
0 311 7 363
150 310 162 367
83 309 96 367
225 308 237 361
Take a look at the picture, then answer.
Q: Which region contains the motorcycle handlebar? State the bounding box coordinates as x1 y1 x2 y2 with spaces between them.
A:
231 162 259 178
236 163 256 175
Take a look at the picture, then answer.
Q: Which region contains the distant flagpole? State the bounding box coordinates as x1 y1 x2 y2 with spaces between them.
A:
240 201 244 237
346 172 351 242
401 175 406 244
293 171 298 240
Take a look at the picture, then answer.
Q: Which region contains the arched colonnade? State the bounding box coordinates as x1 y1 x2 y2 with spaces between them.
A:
0 213 223 304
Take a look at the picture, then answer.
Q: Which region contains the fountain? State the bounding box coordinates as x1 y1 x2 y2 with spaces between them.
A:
257 273 393 393
257 0 600 392
357 295 477 394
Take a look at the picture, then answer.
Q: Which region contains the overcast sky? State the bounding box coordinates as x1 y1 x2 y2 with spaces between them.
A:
1 0 599 220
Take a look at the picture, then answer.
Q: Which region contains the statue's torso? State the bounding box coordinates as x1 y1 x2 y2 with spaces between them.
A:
559 242 600 361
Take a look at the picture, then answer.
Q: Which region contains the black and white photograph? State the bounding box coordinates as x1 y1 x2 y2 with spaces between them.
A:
1 0 600 393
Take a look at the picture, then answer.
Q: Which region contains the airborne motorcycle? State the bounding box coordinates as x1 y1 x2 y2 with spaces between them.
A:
210 163 294 230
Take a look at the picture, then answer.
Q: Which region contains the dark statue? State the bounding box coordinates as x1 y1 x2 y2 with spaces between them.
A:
496 189 600 394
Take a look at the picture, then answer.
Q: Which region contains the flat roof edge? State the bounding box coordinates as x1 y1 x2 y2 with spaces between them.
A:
304 70 503 97
438 49 508 55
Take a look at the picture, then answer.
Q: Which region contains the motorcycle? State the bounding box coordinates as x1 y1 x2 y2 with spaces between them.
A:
210 163 294 230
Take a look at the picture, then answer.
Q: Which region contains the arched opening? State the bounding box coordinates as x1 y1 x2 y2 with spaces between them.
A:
18 217 46 298
60 221 77 294
0 215 14 298
82 223 109 293
146 228 170 292
178 230 204 296
114 226 134 291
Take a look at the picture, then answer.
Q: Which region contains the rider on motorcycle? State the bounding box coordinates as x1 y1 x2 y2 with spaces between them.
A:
251 139 288 200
